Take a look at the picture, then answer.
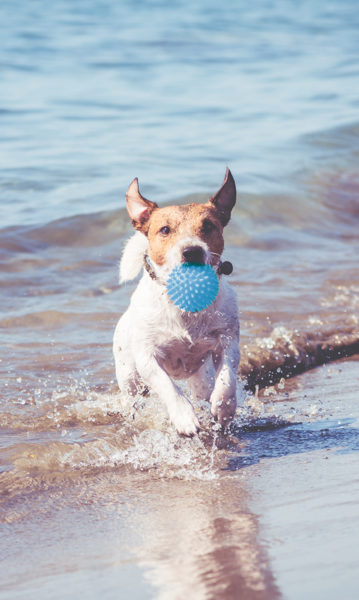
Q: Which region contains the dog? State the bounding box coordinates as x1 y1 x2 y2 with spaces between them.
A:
113 168 240 436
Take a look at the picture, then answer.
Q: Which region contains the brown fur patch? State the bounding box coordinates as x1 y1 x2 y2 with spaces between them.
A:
146 203 225 266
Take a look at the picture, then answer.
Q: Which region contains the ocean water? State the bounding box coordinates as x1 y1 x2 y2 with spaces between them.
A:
1 1 359 598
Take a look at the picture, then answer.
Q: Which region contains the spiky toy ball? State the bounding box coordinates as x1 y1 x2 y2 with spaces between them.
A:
166 263 219 312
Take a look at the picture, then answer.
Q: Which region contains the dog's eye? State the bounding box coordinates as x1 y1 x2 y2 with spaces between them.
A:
159 225 170 236
202 219 216 234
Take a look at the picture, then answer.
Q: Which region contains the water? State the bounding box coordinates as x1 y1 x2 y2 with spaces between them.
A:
2 0 359 226
1 0 359 598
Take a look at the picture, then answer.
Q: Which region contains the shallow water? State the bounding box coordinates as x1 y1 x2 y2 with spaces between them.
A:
2 360 359 600
1 0 359 598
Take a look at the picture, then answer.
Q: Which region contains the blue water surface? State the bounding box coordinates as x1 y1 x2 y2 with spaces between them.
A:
1 0 358 226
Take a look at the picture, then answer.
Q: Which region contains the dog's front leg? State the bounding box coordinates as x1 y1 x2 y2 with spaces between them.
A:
136 356 200 436
210 336 240 427
188 357 216 404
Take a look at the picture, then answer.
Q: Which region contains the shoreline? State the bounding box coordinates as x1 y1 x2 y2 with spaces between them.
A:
1 356 358 599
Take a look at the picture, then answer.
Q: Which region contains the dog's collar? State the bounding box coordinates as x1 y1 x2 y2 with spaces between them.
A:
143 254 233 283
143 254 161 282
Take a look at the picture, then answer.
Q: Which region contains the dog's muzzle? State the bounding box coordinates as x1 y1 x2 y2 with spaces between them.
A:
181 245 206 264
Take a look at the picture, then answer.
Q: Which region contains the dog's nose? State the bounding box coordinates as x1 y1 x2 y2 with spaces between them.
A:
182 245 205 264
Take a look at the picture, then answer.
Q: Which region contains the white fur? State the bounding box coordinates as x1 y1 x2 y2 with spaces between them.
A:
119 231 148 283
113 232 240 436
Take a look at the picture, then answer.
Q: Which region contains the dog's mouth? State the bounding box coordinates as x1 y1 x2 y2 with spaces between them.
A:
181 246 233 275
144 252 233 283
144 241 231 284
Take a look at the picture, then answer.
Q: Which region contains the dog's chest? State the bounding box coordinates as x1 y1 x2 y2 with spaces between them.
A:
155 314 222 379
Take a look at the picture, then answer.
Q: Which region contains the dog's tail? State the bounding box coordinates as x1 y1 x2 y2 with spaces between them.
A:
119 231 148 283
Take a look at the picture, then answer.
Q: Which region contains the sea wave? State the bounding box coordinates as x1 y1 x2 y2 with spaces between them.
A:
242 321 359 390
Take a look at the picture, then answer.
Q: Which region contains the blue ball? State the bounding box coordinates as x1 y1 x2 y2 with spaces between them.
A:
167 263 219 312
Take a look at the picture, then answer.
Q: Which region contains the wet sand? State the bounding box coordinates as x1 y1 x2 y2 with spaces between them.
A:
249 358 359 600
1 357 358 600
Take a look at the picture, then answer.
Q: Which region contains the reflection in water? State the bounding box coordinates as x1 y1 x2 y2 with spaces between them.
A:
129 478 280 600
1 467 280 600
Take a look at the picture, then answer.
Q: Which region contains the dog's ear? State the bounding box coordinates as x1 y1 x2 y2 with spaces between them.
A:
207 167 236 226
126 178 158 233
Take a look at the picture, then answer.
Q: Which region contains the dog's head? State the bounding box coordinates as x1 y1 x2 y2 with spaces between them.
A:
125 168 236 277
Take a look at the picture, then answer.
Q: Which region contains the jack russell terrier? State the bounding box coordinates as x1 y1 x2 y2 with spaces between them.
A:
113 168 240 436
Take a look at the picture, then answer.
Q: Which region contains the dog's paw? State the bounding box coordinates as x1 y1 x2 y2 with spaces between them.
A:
170 400 200 437
210 395 237 427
